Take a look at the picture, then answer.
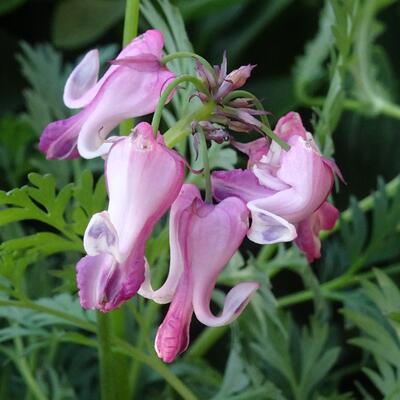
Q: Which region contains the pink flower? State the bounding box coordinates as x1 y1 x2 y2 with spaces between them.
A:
212 112 340 261
39 30 175 160
76 122 185 312
139 184 259 362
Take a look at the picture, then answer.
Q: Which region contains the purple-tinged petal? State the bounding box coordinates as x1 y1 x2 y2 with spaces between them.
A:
247 199 297 244
295 202 339 262
212 169 274 204
39 111 86 159
275 111 308 142
109 53 162 72
76 249 145 312
64 49 100 109
139 184 200 304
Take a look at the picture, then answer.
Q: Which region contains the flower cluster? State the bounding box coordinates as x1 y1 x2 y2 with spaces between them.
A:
40 30 341 363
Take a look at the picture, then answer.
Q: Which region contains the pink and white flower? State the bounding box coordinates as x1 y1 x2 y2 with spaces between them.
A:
39 30 175 160
212 112 340 261
76 122 185 312
139 184 259 362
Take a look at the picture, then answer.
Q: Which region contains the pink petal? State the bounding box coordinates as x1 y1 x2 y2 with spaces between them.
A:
275 111 308 142
154 185 199 362
231 137 269 167
190 197 256 326
105 122 185 259
212 169 274 203
63 30 165 110
76 63 175 159
139 184 201 304
295 202 339 262
249 136 334 223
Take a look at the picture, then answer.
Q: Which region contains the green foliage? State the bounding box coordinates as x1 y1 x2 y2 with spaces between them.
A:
0 171 106 292
343 271 400 398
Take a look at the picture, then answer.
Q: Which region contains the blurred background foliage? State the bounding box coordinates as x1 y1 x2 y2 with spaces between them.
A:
0 0 400 399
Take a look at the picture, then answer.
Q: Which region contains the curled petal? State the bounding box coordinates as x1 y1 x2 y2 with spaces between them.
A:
189 197 251 326
139 184 200 304
193 281 259 327
247 200 297 244
295 202 339 262
64 49 100 109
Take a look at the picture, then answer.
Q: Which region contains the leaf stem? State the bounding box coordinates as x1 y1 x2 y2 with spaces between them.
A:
151 75 207 136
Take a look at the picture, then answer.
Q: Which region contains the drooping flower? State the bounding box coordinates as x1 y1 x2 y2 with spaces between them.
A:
139 184 259 362
76 122 185 312
39 29 175 160
212 112 340 261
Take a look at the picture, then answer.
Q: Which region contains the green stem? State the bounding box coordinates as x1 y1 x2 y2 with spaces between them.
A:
120 0 140 135
277 263 400 308
97 312 115 400
161 51 215 77
198 127 212 203
151 75 207 136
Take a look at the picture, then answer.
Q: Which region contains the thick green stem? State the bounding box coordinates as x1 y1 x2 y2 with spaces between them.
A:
97 312 115 400
120 0 140 135
151 75 207 136
198 127 212 203
161 51 215 77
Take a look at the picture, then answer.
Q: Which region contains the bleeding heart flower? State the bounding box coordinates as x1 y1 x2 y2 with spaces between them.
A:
76 122 185 312
212 112 340 261
39 29 175 160
139 184 259 362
